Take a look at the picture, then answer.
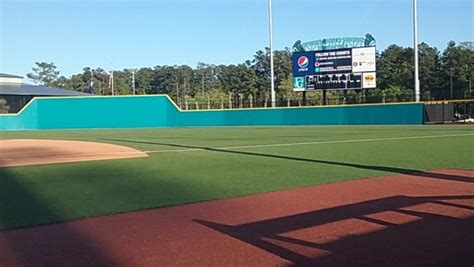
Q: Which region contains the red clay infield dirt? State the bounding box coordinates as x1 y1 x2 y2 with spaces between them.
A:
0 169 473 266
0 139 147 167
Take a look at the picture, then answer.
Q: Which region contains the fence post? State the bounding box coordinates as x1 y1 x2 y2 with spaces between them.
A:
207 97 211 109
464 102 467 123
442 101 445 124
220 96 224 109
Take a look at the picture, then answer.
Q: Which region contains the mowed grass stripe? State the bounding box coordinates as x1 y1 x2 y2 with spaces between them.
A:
2 125 472 148
144 133 474 153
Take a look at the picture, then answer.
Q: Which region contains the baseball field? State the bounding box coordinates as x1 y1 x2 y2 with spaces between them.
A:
1 125 473 266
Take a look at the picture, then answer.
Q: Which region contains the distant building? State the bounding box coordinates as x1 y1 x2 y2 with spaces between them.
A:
0 73 90 113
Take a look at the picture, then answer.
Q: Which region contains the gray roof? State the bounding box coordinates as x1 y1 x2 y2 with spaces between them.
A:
0 83 91 96
0 73 23 78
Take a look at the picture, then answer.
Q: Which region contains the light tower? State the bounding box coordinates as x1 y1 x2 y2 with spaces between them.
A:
413 0 420 102
268 0 275 107
131 69 136 95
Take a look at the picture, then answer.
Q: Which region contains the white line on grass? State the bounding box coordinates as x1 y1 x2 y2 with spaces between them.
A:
144 133 474 154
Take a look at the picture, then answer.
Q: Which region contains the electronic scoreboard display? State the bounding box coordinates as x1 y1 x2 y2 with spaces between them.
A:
292 46 376 91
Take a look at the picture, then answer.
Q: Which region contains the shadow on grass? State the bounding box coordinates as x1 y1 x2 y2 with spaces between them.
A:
0 148 229 265
103 138 473 183
0 167 119 266
195 194 474 266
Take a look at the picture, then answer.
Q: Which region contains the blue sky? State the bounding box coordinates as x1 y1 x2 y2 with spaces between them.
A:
0 0 472 79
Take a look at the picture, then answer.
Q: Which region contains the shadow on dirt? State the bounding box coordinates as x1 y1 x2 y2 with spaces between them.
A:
195 194 474 266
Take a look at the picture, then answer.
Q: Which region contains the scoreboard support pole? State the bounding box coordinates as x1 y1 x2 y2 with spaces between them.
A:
303 91 307 106
323 90 327 106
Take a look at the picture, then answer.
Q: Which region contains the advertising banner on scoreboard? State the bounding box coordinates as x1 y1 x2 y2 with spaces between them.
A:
291 52 315 77
362 72 377 88
352 47 376 73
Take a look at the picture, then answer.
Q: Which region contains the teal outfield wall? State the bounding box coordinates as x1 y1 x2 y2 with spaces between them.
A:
0 95 423 131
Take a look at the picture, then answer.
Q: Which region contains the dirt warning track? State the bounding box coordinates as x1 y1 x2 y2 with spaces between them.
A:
0 139 147 167
0 169 473 266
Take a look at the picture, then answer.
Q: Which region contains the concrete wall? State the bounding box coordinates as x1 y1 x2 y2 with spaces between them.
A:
0 95 424 131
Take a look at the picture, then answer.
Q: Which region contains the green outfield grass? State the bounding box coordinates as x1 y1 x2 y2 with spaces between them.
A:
1 125 473 230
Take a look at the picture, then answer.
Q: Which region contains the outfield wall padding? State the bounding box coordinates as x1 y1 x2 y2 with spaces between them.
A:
0 95 423 131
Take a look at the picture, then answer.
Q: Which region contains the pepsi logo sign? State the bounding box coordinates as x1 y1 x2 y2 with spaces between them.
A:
297 56 309 68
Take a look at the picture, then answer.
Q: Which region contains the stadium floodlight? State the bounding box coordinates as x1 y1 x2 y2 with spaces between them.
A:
268 0 275 107
413 0 420 102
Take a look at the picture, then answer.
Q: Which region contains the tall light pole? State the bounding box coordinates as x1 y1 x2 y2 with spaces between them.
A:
109 70 115 96
268 0 276 107
112 70 115 96
413 0 420 102
132 69 136 95
88 69 94 94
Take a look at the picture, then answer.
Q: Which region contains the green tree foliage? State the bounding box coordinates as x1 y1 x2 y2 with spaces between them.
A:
194 62 220 94
418 42 442 98
377 45 414 90
112 69 133 95
376 41 472 101
29 40 472 104
175 65 195 98
346 90 366 104
190 88 230 109
440 41 474 99
250 47 292 101
91 68 113 95
27 62 60 86
278 77 293 101
383 86 414 102
149 66 177 95
48 67 110 94
218 64 256 100
135 68 155 94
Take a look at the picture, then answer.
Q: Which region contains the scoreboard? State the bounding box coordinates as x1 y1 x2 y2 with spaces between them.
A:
292 46 376 91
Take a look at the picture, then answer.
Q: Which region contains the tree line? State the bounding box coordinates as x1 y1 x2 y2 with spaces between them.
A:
27 41 473 106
